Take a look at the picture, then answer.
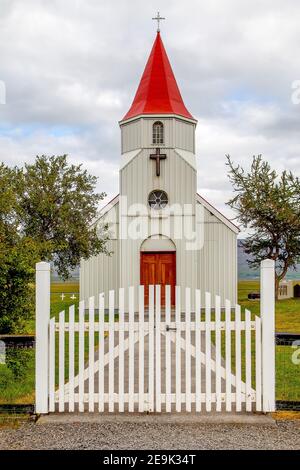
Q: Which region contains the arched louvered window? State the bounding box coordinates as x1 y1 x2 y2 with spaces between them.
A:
152 121 164 145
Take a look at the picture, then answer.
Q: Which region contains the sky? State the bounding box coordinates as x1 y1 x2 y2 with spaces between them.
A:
0 0 300 236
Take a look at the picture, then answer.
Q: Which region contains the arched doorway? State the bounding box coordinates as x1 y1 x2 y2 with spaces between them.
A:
140 236 176 306
294 284 300 298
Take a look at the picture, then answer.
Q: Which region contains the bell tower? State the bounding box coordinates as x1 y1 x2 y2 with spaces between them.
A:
119 29 198 303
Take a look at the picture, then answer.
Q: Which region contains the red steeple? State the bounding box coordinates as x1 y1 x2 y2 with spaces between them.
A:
122 32 195 121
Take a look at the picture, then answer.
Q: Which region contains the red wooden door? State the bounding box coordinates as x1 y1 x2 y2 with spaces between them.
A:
140 252 176 306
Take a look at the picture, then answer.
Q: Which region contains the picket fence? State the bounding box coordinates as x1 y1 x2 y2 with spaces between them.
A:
35 260 275 414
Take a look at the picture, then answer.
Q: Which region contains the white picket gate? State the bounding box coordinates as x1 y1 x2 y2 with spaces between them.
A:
35 260 275 414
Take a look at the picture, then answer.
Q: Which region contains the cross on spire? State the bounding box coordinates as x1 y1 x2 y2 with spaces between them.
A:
150 148 167 177
152 11 165 32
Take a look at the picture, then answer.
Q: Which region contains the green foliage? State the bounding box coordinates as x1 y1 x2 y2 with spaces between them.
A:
0 163 21 242
0 164 37 332
0 242 36 333
5 349 34 379
226 155 300 296
0 364 14 391
0 155 109 333
0 349 35 403
18 155 109 279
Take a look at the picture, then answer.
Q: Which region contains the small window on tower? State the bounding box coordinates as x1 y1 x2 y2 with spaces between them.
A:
152 121 164 145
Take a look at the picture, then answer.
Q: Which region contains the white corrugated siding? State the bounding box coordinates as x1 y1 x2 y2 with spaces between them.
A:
79 203 120 307
121 117 195 154
79 197 237 310
120 147 197 309
80 114 237 310
174 119 195 152
121 119 141 154
197 203 237 306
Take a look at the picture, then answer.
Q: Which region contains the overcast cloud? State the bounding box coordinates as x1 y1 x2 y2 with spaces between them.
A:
0 0 300 235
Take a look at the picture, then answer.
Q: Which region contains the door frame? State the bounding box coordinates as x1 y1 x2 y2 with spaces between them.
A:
140 251 176 305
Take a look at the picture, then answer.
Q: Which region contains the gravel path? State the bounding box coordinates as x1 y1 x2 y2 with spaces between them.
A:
0 420 299 450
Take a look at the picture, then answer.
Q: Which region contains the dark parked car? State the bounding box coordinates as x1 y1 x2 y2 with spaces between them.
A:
248 292 260 300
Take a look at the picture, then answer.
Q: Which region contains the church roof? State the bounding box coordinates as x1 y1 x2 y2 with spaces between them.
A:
122 32 195 122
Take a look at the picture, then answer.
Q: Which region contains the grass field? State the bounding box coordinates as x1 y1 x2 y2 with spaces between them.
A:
0 280 299 404
230 281 299 401
0 282 80 404
238 280 300 333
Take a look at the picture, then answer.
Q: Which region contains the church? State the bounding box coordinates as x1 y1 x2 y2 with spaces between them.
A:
80 30 239 310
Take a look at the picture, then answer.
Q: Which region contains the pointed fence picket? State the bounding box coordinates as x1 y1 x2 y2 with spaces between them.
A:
215 295 221 412
185 288 191 412
58 310 65 412
78 300 85 412
205 292 212 412
235 304 242 412
37 260 274 414
165 285 171 413
98 293 105 412
138 285 144 413
175 286 181 412
88 296 95 412
108 290 114 412
195 289 201 412
128 286 135 412
245 309 252 412
118 288 125 413
255 315 262 412
48 317 55 413
225 299 232 412
148 285 155 412
155 285 161 412
68 305 75 412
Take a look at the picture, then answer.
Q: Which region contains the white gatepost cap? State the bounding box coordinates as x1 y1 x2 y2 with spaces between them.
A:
261 259 275 268
36 261 50 271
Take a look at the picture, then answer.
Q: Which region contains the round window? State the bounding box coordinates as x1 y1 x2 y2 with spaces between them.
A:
148 190 168 210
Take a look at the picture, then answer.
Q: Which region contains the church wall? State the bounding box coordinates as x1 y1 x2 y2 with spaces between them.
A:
121 119 141 154
79 239 120 308
120 147 198 309
120 148 196 207
79 203 120 307
197 202 237 307
174 119 195 153
121 117 196 154
80 114 237 310
79 204 237 310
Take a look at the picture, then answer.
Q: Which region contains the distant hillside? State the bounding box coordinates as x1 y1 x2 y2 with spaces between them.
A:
238 240 300 280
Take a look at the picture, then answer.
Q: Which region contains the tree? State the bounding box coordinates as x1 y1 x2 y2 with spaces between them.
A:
0 163 20 244
17 155 109 279
0 239 37 333
226 155 300 298
0 164 37 332
0 156 109 332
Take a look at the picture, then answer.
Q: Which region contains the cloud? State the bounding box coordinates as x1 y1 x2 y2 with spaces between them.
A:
0 0 300 231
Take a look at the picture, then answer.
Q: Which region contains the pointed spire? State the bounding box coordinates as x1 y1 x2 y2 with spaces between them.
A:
122 32 195 122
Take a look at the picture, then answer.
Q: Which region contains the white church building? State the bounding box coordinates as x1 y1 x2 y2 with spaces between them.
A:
80 31 239 309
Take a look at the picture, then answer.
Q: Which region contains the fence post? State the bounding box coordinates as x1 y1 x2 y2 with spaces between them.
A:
35 261 50 414
260 259 275 412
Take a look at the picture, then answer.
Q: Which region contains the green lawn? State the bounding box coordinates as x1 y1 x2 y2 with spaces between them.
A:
0 280 299 404
238 281 300 401
238 280 300 333
0 282 80 404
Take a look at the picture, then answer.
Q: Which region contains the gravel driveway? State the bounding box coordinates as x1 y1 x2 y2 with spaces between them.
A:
0 420 299 450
